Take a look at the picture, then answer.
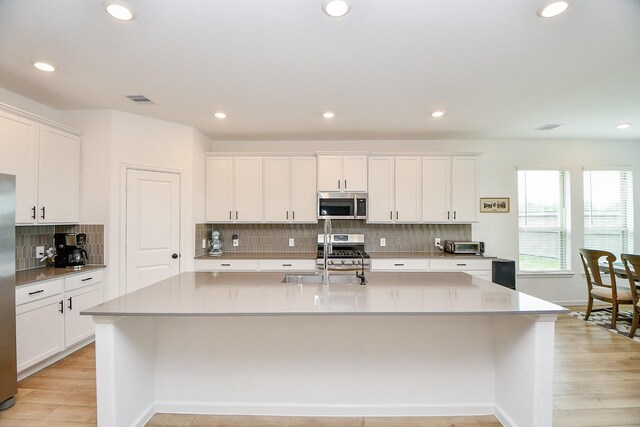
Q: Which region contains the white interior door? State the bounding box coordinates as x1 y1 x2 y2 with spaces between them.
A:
126 169 180 294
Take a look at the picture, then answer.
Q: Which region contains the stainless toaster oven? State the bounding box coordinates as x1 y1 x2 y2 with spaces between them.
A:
443 241 485 255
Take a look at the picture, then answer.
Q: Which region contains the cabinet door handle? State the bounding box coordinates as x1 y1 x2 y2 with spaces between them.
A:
28 289 44 295
454 211 457 220
68 297 73 310
292 211 295 220
41 206 46 220
59 300 64 314
282 264 292 267
394 263 405 266
31 206 36 220
338 180 340 190
236 211 238 220
447 211 450 220
456 263 467 266
390 211 393 220
229 211 232 220
286 211 289 220
396 211 399 220
344 180 347 189
81 277 93 282
221 263 231 267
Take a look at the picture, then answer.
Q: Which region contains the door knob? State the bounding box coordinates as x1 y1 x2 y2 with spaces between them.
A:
171 253 179 259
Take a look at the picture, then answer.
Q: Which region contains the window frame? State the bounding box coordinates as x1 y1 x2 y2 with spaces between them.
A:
517 168 572 275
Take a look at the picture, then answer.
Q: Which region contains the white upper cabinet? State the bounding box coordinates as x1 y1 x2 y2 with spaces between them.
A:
317 155 367 192
394 156 422 223
263 157 290 222
368 156 395 223
37 126 80 223
234 157 263 222
290 156 317 222
206 156 234 222
422 156 478 223
206 156 263 223
422 156 451 222
0 110 38 224
0 107 81 224
451 156 478 222
264 156 317 223
368 156 421 223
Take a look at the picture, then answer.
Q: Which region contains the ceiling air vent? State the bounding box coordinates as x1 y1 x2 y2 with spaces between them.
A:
535 123 563 131
126 95 153 104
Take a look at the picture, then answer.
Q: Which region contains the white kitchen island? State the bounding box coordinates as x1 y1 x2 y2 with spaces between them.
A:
83 271 567 427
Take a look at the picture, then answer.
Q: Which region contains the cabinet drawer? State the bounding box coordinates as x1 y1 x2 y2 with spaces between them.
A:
430 259 492 271
64 269 104 292
16 279 63 305
195 259 259 271
259 259 316 272
371 258 429 271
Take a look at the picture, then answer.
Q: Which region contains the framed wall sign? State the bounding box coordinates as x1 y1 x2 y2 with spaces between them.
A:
480 197 510 213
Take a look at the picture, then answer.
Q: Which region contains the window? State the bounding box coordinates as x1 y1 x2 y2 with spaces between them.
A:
518 170 571 272
583 169 634 254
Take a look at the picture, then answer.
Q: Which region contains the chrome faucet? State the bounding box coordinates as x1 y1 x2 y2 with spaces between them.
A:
323 218 332 285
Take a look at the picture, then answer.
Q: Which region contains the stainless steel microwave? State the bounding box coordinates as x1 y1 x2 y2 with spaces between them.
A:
443 241 485 255
318 192 367 220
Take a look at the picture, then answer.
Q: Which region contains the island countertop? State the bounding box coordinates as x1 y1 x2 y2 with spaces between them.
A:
83 271 566 317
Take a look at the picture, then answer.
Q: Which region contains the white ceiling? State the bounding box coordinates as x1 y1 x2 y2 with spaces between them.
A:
1 0 639 141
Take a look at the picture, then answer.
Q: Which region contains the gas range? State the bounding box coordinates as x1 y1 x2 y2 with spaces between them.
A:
316 233 371 270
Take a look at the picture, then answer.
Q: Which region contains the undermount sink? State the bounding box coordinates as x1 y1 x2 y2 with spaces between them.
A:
281 274 361 285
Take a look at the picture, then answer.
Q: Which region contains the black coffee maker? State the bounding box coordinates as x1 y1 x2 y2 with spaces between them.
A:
54 233 89 269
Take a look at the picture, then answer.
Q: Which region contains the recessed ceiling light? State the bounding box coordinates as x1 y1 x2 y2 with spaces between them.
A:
102 1 136 21
322 0 351 18
537 0 570 18
617 123 631 130
33 62 55 72
214 112 227 119
431 111 445 118
323 112 335 119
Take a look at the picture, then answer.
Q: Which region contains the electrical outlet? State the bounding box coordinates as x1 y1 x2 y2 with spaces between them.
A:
36 246 45 259
435 237 441 247
232 234 239 247
201 239 207 249
288 238 295 247
380 237 386 247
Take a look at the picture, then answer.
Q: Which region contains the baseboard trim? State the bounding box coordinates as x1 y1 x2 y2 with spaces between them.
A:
132 401 156 427
494 403 517 427
152 401 496 417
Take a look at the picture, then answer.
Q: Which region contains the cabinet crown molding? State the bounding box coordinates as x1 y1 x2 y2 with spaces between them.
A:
0 102 82 136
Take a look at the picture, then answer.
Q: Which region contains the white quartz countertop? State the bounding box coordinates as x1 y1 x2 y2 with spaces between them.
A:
83 271 567 317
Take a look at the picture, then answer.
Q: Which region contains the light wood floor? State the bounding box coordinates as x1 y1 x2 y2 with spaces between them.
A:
1 310 639 427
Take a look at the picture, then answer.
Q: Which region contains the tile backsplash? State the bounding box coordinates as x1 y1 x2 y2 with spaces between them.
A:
195 222 471 255
15 224 105 271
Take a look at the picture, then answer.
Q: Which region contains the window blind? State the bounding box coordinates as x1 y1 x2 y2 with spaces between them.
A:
518 170 571 272
583 170 634 255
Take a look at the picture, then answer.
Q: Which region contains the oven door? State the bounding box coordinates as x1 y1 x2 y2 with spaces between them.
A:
318 193 355 219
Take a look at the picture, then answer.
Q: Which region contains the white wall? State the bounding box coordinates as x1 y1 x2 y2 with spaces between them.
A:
209 139 640 305
59 109 207 299
0 87 60 122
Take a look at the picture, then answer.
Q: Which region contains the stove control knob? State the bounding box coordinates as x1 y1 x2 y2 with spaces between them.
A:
329 260 334 265
341 260 346 265
355 259 360 265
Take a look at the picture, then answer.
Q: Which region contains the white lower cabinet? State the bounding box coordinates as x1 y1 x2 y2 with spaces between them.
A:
194 258 315 272
15 270 104 374
429 258 492 280
370 258 429 272
16 283 64 372
64 283 103 347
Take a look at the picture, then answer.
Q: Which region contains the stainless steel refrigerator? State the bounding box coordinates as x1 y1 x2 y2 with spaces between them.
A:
0 174 17 410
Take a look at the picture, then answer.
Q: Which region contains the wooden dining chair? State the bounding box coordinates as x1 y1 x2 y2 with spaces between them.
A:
620 253 640 337
578 248 634 329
